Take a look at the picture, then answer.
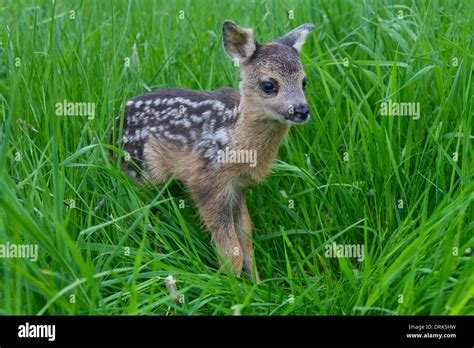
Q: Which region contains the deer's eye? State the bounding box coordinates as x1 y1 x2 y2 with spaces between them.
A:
302 78 307 90
260 80 278 94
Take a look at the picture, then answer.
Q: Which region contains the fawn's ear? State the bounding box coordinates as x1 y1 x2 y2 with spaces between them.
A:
277 23 315 54
222 20 256 61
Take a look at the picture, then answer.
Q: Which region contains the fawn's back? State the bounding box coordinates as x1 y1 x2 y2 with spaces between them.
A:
115 87 242 180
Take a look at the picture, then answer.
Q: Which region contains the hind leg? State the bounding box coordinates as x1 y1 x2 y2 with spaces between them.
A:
143 138 171 184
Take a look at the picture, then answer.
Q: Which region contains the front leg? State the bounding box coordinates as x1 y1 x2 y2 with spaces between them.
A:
234 192 260 282
188 182 243 276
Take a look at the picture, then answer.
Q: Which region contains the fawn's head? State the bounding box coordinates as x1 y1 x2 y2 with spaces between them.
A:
223 20 314 124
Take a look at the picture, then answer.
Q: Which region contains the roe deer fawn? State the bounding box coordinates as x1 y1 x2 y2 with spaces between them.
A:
113 20 314 281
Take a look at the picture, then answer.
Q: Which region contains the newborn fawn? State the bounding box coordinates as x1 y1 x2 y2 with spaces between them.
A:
113 21 314 280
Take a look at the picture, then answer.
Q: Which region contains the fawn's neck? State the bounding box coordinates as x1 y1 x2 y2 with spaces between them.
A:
231 98 290 181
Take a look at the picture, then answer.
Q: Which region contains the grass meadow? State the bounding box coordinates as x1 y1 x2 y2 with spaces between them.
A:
0 0 472 315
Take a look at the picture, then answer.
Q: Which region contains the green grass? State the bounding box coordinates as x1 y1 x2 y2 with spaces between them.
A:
0 0 472 315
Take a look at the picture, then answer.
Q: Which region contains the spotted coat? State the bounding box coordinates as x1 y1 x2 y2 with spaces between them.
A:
114 88 241 174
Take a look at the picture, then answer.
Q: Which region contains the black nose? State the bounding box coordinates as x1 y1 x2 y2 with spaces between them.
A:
293 104 310 122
